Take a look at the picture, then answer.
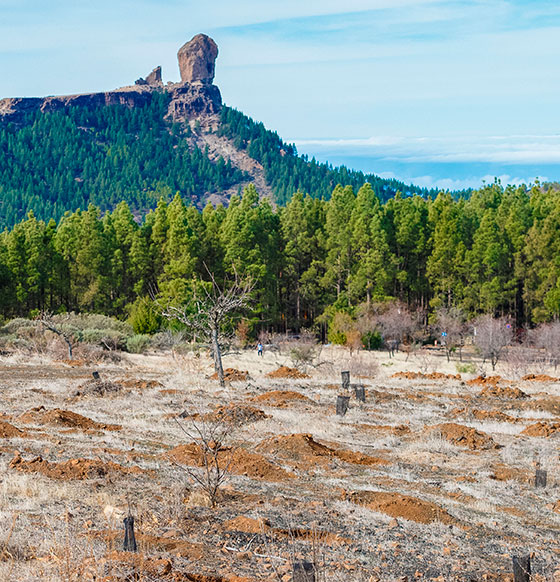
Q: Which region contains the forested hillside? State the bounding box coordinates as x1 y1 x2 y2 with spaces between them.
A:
0 96 438 228
1 181 559 336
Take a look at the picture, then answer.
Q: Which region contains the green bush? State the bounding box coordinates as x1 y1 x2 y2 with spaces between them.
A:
126 334 151 354
362 331 383 350
128 297 162 335
456 362 476 374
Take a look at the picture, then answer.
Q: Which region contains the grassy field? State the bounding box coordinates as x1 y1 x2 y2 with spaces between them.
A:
0 343 559 581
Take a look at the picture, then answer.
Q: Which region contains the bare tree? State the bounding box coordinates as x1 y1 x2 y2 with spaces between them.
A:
433 306 466 362
174 411 235 508
472 314 514 371
35 312 77 360
529 321 560 370
374 302 415 357
161 270 254 387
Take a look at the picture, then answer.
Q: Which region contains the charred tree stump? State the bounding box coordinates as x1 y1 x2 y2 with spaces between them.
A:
354 384 366 402
341 371 350 390
512 555 531 582
293 561 316 582
336 395 350 416
123 515 137 552
535 469 547 488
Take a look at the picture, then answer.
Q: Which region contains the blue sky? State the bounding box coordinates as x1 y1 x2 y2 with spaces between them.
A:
1 0 559 189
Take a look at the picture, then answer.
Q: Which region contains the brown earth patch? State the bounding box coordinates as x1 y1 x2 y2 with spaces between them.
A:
266 366 310 379
429 423 499 450
210 368 248 382
521 421 560 437
348 490 455 524
9 452 142 480
354 423 411 436
467 375 502 386
521 397 560 416
75 379 124 396
18 406 121 431
392 371 461 381
0 420 25 438
204 404 270 426
450 408 517 423
251 390 314 408
256 433 388 468
166 444 293 481
491 463 532 483
523 374 558 382
118 378 164 390
479 385 528 399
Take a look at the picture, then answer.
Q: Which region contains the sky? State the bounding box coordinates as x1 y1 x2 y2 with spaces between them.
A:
1 0 559 190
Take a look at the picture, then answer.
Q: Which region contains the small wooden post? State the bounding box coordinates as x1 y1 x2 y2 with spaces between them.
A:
535 469 547 488
341 371 350 390
123 515 137 552
512 555 530 582
92 371 100 380
293 561 316 582
354 384 366 402
336 395 350 416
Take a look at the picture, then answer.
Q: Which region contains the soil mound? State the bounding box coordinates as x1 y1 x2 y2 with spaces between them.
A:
266 366 310 379
251 390 314 408
75 378 124 396
9 453 142 480
204 404 270 426
118 378 164 390
521 422 560 437
257 433 388 468
354 423 411 436
0 420 25 438
224 516 270 533
450 408 517 423
522 374 558 382
349 490 454 524
18 406 121 431
392 371 460 381
490 463 532 483
467 375 502 386
479 385 528 399
166 444 293 481
430 423 498 450
210 368 248 382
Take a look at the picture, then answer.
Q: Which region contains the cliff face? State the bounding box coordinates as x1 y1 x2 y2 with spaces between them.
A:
0 34 222 125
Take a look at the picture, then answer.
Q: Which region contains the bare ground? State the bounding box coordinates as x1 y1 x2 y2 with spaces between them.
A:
1 346 560 581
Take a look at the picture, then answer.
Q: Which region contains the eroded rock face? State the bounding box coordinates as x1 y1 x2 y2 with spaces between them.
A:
146 66 162 86
177 34 218 84
167 84 222 122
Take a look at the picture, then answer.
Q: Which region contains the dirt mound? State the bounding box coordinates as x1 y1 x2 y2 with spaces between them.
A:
430 423 498 450
251 390 314 408
392 371 460 381
266 366 310 379
522 374 558 382
9 453 142 480
210 368 248 382
490 463 532 483
467 375 502 386
0 420 25 438
75 378 124 396
257 433 388 468
118 378 164 390
224 515 270 533
354 423 411 436
521 422 560 437
204 404 270 426
166 444 293 481
349 490 454 524
479 385 528 399
18 406 121 431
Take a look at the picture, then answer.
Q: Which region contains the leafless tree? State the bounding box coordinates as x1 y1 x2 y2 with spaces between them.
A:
174 411 235 508
374 302 415 357
529 321 560 370
161 270 254 387
472 314 514 371
35 311 76 360
433 306 466 362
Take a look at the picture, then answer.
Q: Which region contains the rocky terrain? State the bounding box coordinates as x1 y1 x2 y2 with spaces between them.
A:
1 345 560 581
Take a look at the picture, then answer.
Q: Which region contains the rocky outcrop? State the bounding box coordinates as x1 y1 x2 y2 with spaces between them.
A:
177 34 218 84
0 34 221 125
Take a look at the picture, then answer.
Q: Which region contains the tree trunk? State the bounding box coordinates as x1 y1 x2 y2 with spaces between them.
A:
211 326 224 387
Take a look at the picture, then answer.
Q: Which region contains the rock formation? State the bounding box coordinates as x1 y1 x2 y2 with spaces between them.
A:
177 34 218 84
0 35 222 124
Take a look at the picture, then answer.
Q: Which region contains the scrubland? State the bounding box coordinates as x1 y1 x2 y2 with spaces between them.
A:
0 343 560 581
